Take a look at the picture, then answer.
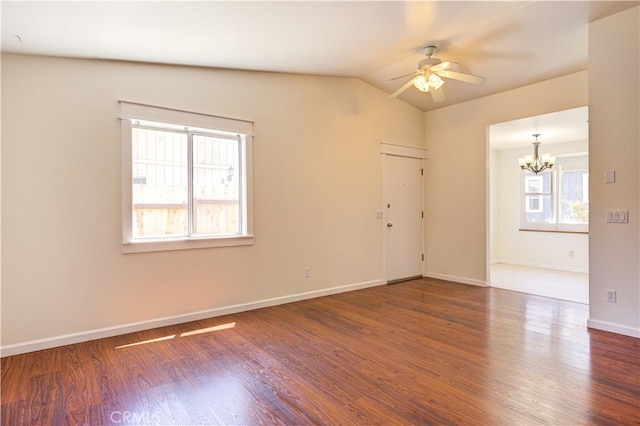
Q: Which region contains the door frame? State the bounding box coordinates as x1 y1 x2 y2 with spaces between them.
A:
380 143 427 283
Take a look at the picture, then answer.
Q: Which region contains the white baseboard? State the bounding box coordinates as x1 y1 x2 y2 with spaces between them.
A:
424 272 487 287
587 318 640 338
496 259 589 274
1 279 385 357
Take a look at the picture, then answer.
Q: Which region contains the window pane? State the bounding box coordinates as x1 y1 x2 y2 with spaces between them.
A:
193 135 240 235
524 171 551 193
525 194 552 222
561 169 589 224
525 176 542 193
132 128 188 238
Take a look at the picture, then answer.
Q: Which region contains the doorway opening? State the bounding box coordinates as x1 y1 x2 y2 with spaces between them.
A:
488 106 589 304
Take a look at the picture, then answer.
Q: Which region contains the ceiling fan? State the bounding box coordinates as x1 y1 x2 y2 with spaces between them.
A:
387 46 486 103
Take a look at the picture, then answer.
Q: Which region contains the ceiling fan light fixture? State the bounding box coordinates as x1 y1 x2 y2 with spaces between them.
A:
413 74 430 92
428 73 445 90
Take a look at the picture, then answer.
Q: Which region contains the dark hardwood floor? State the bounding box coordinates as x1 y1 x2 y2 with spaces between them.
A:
2 278 639 425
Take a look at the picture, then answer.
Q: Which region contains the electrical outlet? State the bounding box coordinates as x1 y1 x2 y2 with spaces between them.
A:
606 289 617 303
569 250 575 257
304 267 310 278
605 170 616 183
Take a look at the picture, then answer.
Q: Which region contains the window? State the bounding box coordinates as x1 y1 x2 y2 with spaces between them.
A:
521 154 588 232
524 174 550 216
120 102 253 253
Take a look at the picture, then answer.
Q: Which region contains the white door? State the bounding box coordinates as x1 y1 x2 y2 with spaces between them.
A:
383 154 424 282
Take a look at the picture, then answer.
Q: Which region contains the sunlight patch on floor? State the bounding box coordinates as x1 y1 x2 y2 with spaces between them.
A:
116 322 237 349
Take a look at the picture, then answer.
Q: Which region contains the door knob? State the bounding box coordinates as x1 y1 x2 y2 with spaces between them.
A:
387 223 393 228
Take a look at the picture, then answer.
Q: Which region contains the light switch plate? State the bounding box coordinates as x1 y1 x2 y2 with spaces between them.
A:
606 210 629 223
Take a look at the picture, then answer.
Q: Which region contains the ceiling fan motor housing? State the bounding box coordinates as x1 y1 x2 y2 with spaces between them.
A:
418 58 442 70
418 46 441 70
423 45 437 56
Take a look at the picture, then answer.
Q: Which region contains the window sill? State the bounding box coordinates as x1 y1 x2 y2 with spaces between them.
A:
519 228 588 235
122 235 254 254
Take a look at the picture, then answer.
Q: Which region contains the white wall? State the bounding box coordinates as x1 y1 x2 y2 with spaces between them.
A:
424 71 588 286
1 54 424 353
587 7 639 337
493 140 589 273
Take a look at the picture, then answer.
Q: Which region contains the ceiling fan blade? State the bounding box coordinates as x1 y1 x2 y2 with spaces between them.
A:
437 70 486 85
387 77 418 100
431 87 446 103
429 61 459 72
386 71 418 82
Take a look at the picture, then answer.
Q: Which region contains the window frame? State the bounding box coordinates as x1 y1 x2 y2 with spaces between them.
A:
120 102 254 253
520 153 588 233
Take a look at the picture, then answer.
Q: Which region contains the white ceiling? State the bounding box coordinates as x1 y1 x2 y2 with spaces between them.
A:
489 106 589 151
1 1 635 142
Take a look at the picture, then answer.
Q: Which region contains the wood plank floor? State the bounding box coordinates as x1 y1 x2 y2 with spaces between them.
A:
2 278 639 425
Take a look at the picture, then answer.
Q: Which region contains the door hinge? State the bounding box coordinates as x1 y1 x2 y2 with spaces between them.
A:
422 253 424 261
420 168 424 176
421 211 424 218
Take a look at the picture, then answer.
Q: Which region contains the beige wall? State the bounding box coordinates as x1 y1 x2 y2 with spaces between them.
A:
424 71 588 285
587 7 639 337
1 54 424 352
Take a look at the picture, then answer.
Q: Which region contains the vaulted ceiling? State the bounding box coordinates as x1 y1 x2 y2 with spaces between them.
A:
2 1 636 113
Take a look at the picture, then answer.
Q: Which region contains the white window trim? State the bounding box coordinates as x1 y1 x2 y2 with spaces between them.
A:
520 153 588 233
120 102 254 253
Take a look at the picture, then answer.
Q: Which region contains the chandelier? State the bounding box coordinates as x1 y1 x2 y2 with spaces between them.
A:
518 134 555 174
